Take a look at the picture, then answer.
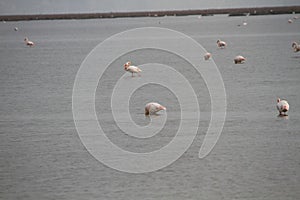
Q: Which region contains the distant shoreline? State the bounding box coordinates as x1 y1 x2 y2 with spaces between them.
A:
1 6 300 21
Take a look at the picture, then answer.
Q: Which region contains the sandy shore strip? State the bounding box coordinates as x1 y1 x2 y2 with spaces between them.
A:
1 6 300 21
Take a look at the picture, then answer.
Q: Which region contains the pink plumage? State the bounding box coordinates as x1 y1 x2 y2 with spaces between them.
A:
277 98 289 116
145 102 166 115
24 37 34 47
124 61 142 77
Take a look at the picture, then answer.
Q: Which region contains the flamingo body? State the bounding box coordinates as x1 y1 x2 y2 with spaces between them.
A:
234 55 246 64
204 52 212 60
124 61 142 77
217 39 227 48
292 42 300 52
24 37 34 47
145 102 166 115
277 98 289 116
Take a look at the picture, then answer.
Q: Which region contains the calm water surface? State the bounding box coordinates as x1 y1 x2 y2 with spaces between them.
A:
1 14 300 199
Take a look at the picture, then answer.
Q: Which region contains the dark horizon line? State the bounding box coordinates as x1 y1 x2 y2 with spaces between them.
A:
1 5 300 21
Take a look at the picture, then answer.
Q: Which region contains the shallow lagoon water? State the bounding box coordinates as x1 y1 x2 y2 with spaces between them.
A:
1 14 300 199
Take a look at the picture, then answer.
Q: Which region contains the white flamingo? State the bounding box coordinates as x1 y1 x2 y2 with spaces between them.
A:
124 61 142 77
204 52 212 60
145 102 166 115
277 98 289 116
217 39 227 48
24 37 34 47
292 42 300 52
234 55 246 64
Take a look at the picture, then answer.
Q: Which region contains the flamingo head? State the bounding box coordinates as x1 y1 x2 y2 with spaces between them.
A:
124 61 131 69
216 39 220 43
24 37 28 41
277 98 281 103
159 105 166 111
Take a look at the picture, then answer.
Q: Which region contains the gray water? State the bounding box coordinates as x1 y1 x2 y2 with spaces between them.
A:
1 14 300 199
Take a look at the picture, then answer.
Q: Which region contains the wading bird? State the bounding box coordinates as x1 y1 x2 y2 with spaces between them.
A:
234 55 246 64
124 61 142 77
204 52 212 60
24 37 34 47
292 42 300 52
145 102 166 115
217 39 227 48
277 98 289 116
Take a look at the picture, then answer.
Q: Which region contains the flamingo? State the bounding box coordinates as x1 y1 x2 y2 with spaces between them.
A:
292 42 300 52
277 98 289 116
234 55 246 64
24 37 34 47
145 102 166 115
204 52 212 60
124 61 142 77
217 39 227 48
288 19 293 23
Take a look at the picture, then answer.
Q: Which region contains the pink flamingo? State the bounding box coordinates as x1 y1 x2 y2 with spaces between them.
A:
124 61 142 77
292 42 300 52
277 98 289 116
217 39 227 48
24 37 34 47
234 55 246 64
204 52 212 60
145 102 166 115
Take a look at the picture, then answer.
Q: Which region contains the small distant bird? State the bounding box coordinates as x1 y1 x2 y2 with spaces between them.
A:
204 52 211 60
217 39 227 48
293 16 299 20
145 102 166 115
288 19 293 23
234 55 246 64
292 42 300 52
24 37 34 47
277 98 289 116
124 61 142 77
14 27 18 31
238 21 247 27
